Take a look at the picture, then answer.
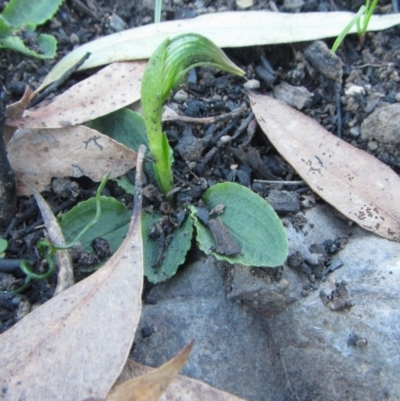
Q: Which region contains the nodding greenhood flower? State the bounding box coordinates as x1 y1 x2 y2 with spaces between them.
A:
141 33 245 194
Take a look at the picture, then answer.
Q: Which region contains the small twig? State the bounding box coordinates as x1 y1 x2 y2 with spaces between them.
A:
240 118 257 147
162 104 246 125
0 259 34 273
212 120 237 145
0 85 16 227
354 62 395 68
70 0 101 21
29 52 91 108
253 180 305 185
231 112 255 141
334 81 343 138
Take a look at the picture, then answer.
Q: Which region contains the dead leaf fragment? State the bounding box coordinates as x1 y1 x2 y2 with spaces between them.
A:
249 92 400 242
115 359 248 401
3 86 31 144
28 184 74 294
0 146 146 401
7 125 137 195
8 61 146 129
107 341 193 401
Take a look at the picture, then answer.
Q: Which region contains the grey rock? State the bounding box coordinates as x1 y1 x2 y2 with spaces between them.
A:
361 103 400 166
361 103 400 144
109 13 127 32
176 128 212 162
304 41 343 82
132 257 294 401
283 0 304 12
273 81 312 110
132 204 400 401
227 264 305 318
266 189 300 213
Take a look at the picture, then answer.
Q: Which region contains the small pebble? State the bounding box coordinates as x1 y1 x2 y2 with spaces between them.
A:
236 0 253 8
69 33 80 45
109 13 127 32
173 90 189 102
243 79 260 89
219 135 231 144
345 85 365 96
230 164 238 170
349 126 360 137
368 140 378 151
15 299 31 321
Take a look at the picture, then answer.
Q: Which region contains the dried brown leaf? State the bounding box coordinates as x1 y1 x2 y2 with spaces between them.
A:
37 11 400 94
115 358 248 401
0 146 146 401
106 341 194 401
7 61 146 129
249 92 400 241
7 125 137 195
28 184 74 294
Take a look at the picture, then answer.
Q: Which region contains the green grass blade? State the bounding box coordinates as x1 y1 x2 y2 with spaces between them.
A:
154 0 162 23
332 6 366 52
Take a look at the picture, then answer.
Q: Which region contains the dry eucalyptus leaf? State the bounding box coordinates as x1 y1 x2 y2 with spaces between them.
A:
249 92 400 242
37 11 400 94
28 184 74 294
106 341 193 401
7 125 137 195
7 61 146 129
0 146 146 401
115 359 247 401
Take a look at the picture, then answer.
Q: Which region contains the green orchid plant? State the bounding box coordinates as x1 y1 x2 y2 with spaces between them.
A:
141 33 245 194
61 33 288 284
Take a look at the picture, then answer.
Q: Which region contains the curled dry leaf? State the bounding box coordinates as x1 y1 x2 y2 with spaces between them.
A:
37 11 400 94
28 184 74 294
0 145 146 401
249 92 400 242
3 85 31 144
7 125 137 195
106 341 194 401
7 61 146 129
115 358 248 401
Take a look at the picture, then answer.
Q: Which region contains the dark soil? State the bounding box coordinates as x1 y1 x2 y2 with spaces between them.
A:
0 0 399 332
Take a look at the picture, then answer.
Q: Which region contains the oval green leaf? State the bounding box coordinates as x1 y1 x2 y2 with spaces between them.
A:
60 196 131 254
142 211 193 283
192 182 288 267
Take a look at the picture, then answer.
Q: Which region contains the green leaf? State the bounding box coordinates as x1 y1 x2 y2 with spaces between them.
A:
60 196 131 254
191 183 288 267
0 238 8 257
142 211 193 283
114 176 135 195
0 33 57 59
0 238 8 253
90 108 157 183
1 0 64 28
91 108 149 152
0 18 11 38
60 195 193 282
